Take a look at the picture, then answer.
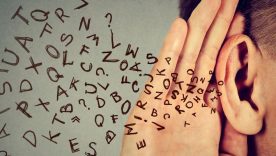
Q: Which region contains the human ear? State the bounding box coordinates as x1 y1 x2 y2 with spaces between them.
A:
216 34 265 135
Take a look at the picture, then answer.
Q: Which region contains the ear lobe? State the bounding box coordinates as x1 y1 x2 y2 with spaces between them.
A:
216 34 265 135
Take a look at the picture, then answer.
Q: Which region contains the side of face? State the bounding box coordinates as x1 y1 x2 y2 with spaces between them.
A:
252 48 276 155
216 12 276 155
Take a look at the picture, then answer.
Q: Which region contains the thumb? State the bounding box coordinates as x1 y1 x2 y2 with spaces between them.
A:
219 121 248 156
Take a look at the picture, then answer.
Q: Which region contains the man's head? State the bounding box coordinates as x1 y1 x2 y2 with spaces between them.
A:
179 0 276 155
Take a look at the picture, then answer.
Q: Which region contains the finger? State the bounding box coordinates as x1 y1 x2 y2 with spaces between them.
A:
142 18 187 100
172 0 221 93
193 0 239 91
220 121 248 156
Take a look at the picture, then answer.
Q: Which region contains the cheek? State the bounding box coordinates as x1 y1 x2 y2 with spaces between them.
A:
257 73 276 153
261 63 276 111
253 59 276 152
251 60 276 121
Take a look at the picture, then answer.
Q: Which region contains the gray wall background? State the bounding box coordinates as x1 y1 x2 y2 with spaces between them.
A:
0 0 179 155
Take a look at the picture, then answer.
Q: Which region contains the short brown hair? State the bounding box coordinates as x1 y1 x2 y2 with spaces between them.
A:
241 0 276 58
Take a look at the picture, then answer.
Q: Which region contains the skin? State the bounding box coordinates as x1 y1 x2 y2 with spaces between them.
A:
217 30 276 156
121 0 240 155
216 8 276 156
252 13 276 156
252 49 276 156
121 0 276 155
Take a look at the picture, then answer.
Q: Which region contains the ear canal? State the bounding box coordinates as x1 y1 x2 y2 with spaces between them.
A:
216 34 265 135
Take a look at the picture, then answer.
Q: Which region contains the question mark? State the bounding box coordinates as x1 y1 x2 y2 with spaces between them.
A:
96 67 108 76
78 99 90 110
105 13 112 27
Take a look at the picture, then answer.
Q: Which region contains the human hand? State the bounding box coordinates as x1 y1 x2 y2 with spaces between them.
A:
121 0 240 155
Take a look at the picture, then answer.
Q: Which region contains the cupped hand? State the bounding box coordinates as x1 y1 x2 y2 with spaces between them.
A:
121 0 242 155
